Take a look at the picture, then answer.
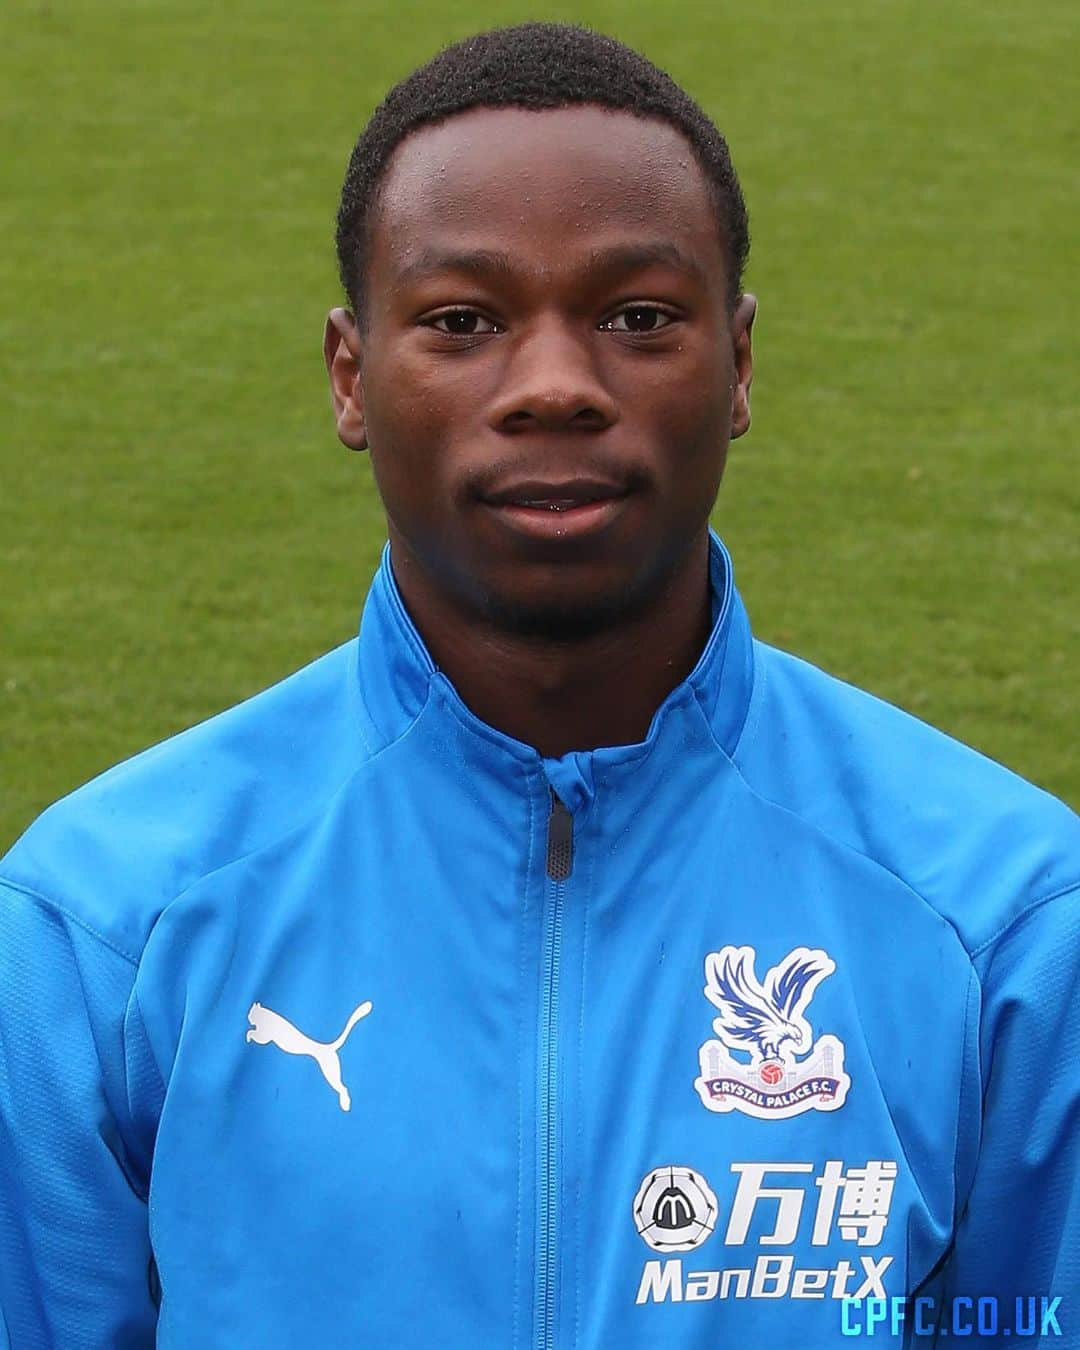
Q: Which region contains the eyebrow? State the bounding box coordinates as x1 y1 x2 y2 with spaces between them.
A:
395 247 515 288
393 241 707 288
587 242 708 286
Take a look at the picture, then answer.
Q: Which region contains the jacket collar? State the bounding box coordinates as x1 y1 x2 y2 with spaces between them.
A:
353 527 755 804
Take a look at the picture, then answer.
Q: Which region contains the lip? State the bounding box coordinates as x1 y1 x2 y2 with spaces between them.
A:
483 493 631 541
483 478 628 507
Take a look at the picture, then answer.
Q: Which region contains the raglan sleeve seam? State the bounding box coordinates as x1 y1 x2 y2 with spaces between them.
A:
0 873 160 1342
949 961 984 1241
721 730 1080 976
968 879 1080 963
0 873 142 967
128 979 169 1099
716 736 978 969
955 881 1080 1182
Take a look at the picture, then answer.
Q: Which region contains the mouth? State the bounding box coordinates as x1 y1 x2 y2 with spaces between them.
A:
483 478 629 508
506 498 608 512
481 482 633 542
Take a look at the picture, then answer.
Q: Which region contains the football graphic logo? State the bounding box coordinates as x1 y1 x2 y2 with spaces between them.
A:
633 1166 718 1252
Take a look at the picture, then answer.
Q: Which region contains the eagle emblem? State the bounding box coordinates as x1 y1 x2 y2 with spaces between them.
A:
694 945 850 1119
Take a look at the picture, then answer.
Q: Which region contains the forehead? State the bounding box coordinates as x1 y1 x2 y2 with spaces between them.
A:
369 104 725 289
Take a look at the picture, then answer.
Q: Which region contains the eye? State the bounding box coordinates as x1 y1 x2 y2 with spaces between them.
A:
600 305 677 334
425 308 502 337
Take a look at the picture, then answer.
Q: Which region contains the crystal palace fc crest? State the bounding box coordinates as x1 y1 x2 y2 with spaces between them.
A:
694 945 850 1120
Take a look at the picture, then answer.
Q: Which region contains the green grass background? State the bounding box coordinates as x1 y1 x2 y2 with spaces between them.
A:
2 0 1076 847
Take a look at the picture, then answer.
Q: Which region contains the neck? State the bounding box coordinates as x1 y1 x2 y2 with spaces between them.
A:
387 530 714 760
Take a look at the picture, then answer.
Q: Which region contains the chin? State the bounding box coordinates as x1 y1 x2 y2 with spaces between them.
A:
474 572 653 642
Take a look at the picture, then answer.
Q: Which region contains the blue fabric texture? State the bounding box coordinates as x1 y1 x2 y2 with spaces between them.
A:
1 529 1077 1348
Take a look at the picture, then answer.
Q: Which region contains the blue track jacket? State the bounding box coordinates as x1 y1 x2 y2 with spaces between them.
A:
2 531 1078 1348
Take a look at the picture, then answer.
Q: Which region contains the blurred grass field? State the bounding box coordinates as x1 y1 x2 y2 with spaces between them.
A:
1 0 1076 847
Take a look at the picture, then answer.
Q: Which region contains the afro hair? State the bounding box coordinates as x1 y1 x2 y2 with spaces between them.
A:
335 22 750 322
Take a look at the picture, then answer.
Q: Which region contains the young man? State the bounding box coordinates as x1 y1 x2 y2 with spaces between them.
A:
2 22 1077 1349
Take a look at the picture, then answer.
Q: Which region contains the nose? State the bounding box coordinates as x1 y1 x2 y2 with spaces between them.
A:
486 317 619 434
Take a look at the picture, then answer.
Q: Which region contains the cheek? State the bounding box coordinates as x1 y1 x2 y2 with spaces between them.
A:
365 379 436 451
361 360 459 505
622 348 732 459
364 336 490 447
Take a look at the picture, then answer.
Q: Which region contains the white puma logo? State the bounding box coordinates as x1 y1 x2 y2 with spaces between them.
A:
246 999 373 1112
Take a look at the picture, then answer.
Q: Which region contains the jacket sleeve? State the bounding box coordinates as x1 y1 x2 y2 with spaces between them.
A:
941 885 1080 1341
0 878 160 1349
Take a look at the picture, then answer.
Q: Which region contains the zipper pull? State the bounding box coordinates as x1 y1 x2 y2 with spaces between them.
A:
546 789 574 881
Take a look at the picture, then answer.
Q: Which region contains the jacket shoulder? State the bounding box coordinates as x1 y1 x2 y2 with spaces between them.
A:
736 641 1080 954
1 638 368 958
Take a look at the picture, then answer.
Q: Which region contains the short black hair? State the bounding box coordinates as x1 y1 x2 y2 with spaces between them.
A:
335 22 750 324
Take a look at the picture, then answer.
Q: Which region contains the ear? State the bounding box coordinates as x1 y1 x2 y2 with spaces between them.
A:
324 307 368 451
729 293 756 441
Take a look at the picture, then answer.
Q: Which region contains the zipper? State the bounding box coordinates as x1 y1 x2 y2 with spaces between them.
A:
536 788 573 1349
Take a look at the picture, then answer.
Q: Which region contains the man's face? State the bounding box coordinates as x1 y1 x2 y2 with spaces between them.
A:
326 104 754 639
